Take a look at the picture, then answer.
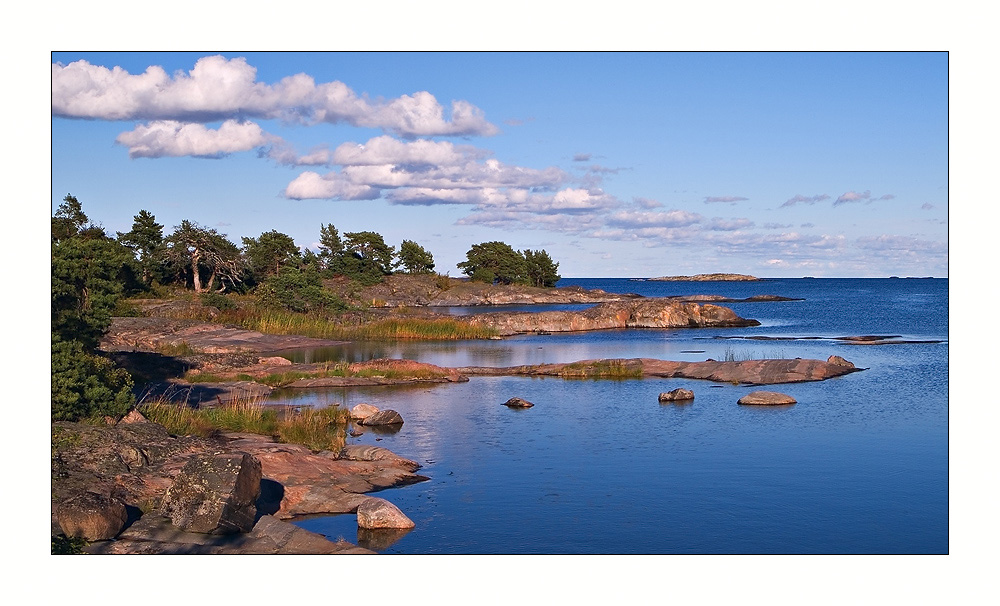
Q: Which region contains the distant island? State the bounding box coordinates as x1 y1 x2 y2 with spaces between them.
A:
648 273 761 282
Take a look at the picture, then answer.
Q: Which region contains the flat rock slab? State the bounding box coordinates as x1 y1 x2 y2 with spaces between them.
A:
459 357 864 385
738 391 797 406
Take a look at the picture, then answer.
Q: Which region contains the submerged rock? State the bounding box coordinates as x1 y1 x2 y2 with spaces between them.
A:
658 388 695 402
737 391 797 406
503 397 535 408
57 492 128 541
160 452 262 534
356 497 415 529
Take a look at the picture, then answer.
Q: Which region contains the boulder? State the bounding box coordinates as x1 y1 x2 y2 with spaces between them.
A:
503 397 534 408
350 403 380 421
117 409 148 424
258 356 293 366
738 391 797 406
57 492 128 541
356 497 415 529
658 388 695 402
826 355 856 368
160 452 262 534
359 409 404 426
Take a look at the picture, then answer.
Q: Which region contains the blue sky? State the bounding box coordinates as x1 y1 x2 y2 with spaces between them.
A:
51 52 948 277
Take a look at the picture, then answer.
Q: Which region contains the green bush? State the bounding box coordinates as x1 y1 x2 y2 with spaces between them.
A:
200 291 236 311
52 336 134 421
256 266 348 313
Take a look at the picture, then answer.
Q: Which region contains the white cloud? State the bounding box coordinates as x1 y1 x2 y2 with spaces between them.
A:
115 120 273 158
53 56 498 137
704 195 749 204
707 217 754 231
283 171 381 200
607 209 703 228
332 136 487 167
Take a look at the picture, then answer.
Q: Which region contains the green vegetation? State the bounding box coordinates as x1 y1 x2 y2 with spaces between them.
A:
722 347 786 362
242 229 300 284
51 535 88 555
52 195 137 421
559 359 644 379
140 396 349 452
396 239 436 274
458 241 561 286
256 266 348 313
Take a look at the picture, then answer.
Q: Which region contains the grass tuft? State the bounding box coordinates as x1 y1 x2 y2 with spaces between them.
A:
560 359 643 380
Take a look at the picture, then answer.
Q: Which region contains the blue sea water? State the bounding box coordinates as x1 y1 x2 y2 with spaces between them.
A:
282 278 948 554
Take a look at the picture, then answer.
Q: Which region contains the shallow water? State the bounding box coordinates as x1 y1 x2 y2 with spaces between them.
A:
283 278 947 554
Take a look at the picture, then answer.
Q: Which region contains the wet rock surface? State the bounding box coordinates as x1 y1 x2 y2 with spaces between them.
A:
503 397 535 408
357 497 416 529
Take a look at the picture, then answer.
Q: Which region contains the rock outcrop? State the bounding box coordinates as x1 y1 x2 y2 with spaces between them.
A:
737 391 797 405
459 356 864 385
56 492 129 541
658 388 695 402
159 452 262 534
466 298 759 336
52 421 427 553
356 497 416 529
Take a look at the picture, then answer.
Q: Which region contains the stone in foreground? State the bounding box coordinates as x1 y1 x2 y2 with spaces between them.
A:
57 492 128 541
738 391 797 406
658 388 695 402
160 452 262 534
826 355 856 368
359 409 404 426
503 397 534 408
356 497 415 529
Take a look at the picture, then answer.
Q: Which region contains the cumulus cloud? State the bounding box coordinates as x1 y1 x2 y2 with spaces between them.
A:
704 196 749 204
283 171 381 200
607 209 703 229
52 56 498 137
781 194 830 207
115 120 274 158
834 190 872 205
707 218 755 231
332 136 487 167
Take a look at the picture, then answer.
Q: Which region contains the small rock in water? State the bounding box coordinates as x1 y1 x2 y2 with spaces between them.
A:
357 497 415 529
658 388 695 402
350 403 380 422
737 391 797 406
503 397 534 408
359 409 404 426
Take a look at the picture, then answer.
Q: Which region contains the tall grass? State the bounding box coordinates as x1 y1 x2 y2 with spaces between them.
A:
722 347 787 362
139 394 350 452
560 359 644 379
175 305 498 341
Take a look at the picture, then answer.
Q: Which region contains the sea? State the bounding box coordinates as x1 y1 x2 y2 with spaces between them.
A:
273 278 948 554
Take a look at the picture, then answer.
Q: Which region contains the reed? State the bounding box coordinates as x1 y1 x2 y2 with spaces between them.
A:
560 359 644 379
138 393 349 451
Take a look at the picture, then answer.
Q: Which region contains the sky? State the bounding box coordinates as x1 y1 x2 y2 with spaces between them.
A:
51 52 947 278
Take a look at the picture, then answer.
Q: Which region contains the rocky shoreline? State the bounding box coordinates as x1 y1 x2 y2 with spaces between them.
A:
648 273 761 281
52 418 426 554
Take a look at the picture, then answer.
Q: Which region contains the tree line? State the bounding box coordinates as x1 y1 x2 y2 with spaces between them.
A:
51 194 561 421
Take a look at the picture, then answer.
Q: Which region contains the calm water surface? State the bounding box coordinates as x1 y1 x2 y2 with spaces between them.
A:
281 278 947 554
